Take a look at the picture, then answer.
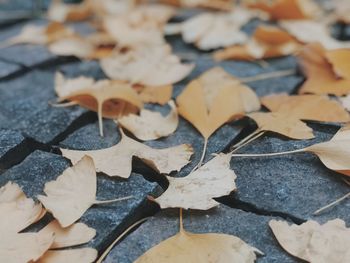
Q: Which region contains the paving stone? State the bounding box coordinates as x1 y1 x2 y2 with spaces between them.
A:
0 70 87 144
105 205 297 263
232 123 350 223
0 150 158 251
0 59 22 79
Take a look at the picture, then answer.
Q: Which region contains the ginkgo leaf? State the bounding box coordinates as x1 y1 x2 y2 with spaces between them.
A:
0 182 44 233
0 231 54 263
38 248 97 263
244 0 321 20
305 125 350 176
325 48 350 79
48 35 95 59
340 94 350 111
247 112 314 139
177 67 260 139
280 20 350 49
161 0 233 10
38 156 130 227
261 93 350 122
269 219 350 263
154 153 236 210
47 0 92 22
214 25 300 61
39 220 96 249
61 130 193 178
55 72 143 136
297 43 350 95
135 228 259 263
138 85 173 105
118 101 178 141
100 45 194 86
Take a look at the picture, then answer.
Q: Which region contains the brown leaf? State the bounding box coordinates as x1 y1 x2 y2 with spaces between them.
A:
38 248 97 263
177 67 260 139
154 153 236 210
55 72 143 136
297 43 350 95
214 25 300 61
261 93 350 123
60 130 193 178
269 219 350 263
248 112 314 139
47 0 92 22
118 100 178 141
100 45 194 86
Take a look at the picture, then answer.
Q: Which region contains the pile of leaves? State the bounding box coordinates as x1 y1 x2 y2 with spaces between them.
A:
1 0 350 262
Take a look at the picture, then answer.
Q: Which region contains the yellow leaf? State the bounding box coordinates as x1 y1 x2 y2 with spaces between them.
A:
38 248 97 263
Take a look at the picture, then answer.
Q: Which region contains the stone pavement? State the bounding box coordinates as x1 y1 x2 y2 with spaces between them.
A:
0 4 349 263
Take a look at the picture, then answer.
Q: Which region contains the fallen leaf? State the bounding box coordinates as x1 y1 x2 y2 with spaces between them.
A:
340 94 350 111
161 0 233 10
333 0 350 24
245 0 321 20
325 48 350 79
154 153 236 210
248 112 314 139
38 248 97 263
177 67 260 139
55 72 143 136
261 93 350 122
135 227 259 262
280 20 350 49
305 124 350 176
118 101 178 141
61 129 193 178
214 25 300 60
138 85 173 105
39 220 96 249
297 43 350 95
101 45 194 86
47 0 92 22
269 219 350 263
48 35 95 59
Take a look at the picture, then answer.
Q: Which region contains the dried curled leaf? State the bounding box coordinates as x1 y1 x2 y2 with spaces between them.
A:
55 72 143 136
101 45 194 86
154 153 236 210
306 125 350 176
61 130 193 178
245 0 321 20
38 248 97 263
118 101 178 141
269 219 350 263
214 25 300 61
177 67 260 139
248 112 314 139
135 228 259 263
261 93 350 123
297 43 350 95
47 0 92 22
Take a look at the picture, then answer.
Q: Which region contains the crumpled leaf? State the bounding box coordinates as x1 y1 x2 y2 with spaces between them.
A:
55 72 143 136
261 93 350 123
118 100 178 141
61 130 193 178
248 112 314 139
305 125 350 176
154 153 236 210
38 248 97 263
280 20 350 49
47 0 92 22
297 43 350 95
177 67 260 139
135 227 259 263
38 156 128 227
101 45 194 86
161 0 233 10
214 25 300 61
169 7 260 50
245 0 321 20
39 220 96 249
269 219 350 263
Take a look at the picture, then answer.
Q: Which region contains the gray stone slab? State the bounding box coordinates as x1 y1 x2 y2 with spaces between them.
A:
0 129 25 158
0 70 87 144
104 205 297 263
0 59 21 79
0 150 158 251
232 123 350 223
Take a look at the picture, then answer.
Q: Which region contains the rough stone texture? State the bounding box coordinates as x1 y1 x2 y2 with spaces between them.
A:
232 123 350 223
105 206 297 263
0 59 22 79
0 70 87 144
0 150 158 251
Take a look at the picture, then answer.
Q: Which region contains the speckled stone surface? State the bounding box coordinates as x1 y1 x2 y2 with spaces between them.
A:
0 150 158 251
0 60 21 79
104 206 298 263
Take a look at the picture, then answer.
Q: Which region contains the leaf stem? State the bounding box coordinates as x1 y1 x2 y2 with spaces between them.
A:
313 192 350 215
179 208 184 233
94 195 133 205
96 217 148 263
229 129 263 152
97 102 104 137
49 101 78 107
241 69 296 83
190 138 208 173
231 148 305 158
